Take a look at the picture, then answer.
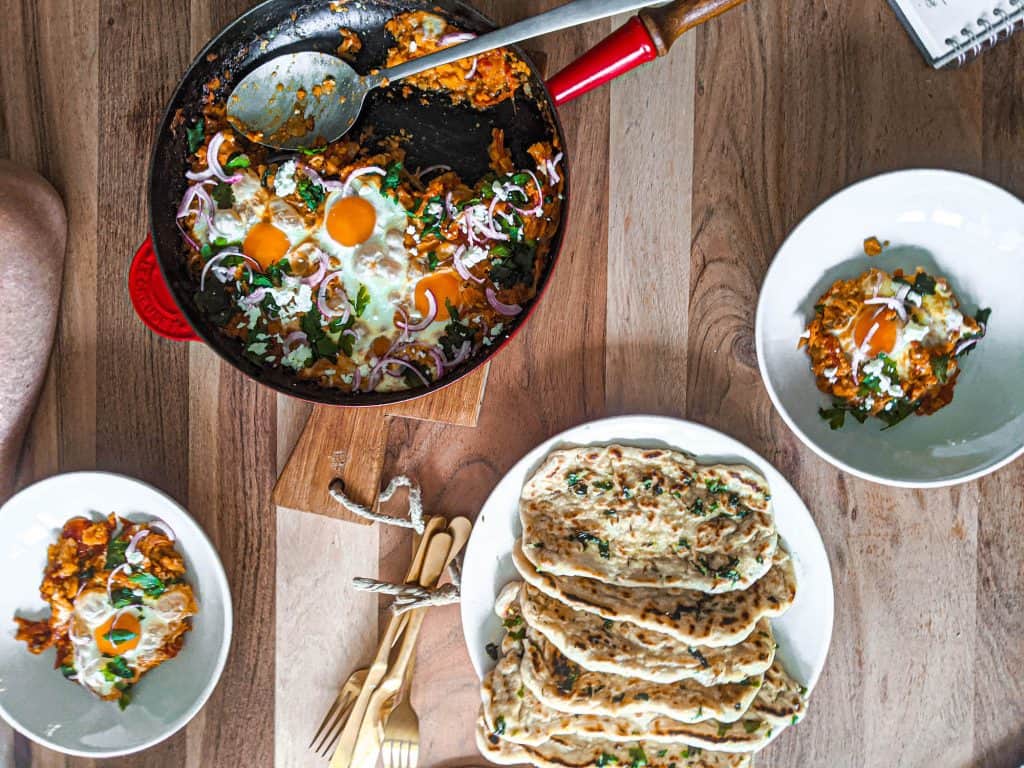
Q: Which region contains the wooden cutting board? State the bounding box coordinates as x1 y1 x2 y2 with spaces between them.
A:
272 364 489 522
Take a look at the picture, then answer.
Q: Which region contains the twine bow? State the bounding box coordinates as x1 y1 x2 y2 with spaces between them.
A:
330 475 462 614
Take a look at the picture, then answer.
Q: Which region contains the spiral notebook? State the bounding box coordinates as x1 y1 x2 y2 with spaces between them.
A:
889 0 1024 68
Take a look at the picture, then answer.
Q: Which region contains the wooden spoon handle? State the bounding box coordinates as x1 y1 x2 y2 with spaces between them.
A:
641 0 748 54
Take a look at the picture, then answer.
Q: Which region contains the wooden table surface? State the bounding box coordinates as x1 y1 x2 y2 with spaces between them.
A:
2 1 1023 767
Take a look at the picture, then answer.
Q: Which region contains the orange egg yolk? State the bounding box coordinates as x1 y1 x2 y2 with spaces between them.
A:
95 611 142 656
415 271 462 318
853 306 899 356
243 222 290 270
327 196 377 246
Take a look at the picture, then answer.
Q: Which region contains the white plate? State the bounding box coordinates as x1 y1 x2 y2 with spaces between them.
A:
756 169 1024 487
0 472 232 757
461 415 834 704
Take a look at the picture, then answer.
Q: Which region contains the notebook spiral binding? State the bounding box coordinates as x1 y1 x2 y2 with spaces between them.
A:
942 0 1024 67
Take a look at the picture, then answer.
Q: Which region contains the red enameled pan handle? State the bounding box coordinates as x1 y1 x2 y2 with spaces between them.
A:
128 237 200 342
547 16 658 107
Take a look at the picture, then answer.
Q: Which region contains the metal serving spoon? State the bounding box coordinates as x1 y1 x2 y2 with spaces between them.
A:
227 0 666 150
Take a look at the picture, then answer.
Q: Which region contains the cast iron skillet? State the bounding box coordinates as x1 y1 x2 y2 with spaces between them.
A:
145 0 570 406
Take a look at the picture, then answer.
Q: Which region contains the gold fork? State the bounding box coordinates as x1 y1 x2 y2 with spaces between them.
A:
310 515 446 759
309 668 368 757
380 517 472 768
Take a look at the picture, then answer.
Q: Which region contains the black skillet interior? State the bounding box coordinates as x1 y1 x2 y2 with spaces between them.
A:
148 0 568 406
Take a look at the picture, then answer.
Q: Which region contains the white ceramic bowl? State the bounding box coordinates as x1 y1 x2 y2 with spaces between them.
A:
460 415 834 748
757 169 1024 488
0 472 232 757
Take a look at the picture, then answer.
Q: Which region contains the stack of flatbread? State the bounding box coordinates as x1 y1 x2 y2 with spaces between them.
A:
476 445 808 768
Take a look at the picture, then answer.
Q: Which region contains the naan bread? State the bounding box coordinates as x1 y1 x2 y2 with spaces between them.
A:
519 446 777 592
518 631 761 724
476 717 753 768
518 581 776 685
483 646 806 753
513 541 797 647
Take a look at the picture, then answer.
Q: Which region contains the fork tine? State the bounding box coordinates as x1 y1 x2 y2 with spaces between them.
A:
314 696 357 757
409 741 419 768
383 739 395 768
309 691 346 750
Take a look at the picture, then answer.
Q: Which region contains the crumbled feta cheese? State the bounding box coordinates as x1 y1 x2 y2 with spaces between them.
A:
342 373 354 384
406 225 417 235
862 396 875 410
426 201 443 218
490 323 504 337
461 246 488 268
275 160 299 196
409 41 417 52
247 342 268 355
906 290 923 307
267 277 313 322
282 344 314 370
243 304 261 330
823 366 838 383
799 329 811 340
861 357 904 397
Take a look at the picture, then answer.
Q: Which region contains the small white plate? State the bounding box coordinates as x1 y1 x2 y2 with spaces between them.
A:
461 415 834 703
0 472 232 758
756 169 1024 487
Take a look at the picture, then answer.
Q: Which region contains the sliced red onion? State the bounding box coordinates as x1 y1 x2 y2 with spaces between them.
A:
452 245 484 284
177 220 200 251
397 290 437 332
351 368 362 392
862 322 880 347
342 166 386 195
864 296 908 323
465 57 479 80
200 254 228 291
242 287 268 306
418 164 451 179
894 283 911 302
443 339 472 367
106 563 132 601
545 152 564 184
381 358 430 387
148 519 176 542
318 272 351 320
282 331 308 353
427 348 446 377
461 204 507 242
125 529 149 565
486 287 522 316
955 337 979 356
206 131 229 181
303 166 344 193
299 248 327 286
445 192 457 219
186 167 217 182
440 32 477 45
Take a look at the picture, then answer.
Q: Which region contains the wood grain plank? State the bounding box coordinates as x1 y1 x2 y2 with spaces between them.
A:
378 1 614 761
974 37 1024 768
689 2 997 767
606 20 696 415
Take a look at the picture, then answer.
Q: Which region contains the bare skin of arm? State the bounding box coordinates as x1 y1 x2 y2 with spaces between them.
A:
0 160 67 499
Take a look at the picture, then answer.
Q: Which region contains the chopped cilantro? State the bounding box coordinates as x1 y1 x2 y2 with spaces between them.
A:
571 531 610 559
705 478 728 494
104 656 133 680
878 398 919 430
296 175 325 211
211 182 235 209
596 754 618 767
353 284 371 317
105 538 129 569
818 401 869 430
225 152 250 169
492 715 506 737
110 587 142 609
60 664 77 679
129 571 166 597
427 251 439 271
185 119 205 154
103 628 138 645
488 240 537 289
743 719 762 734
931 354 949 384
384 161 403 191
628 747 647 768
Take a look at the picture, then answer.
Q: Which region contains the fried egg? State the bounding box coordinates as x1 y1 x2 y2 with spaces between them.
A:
69 587 196 699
